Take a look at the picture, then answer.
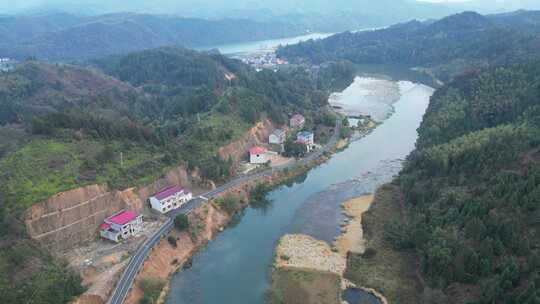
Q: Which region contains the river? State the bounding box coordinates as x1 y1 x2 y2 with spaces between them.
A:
165 77 434 304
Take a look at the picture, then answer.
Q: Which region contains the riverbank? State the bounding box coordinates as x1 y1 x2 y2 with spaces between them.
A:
345 184 423 303
163 77 434 304
334 195 374 256
329 77 401 122
269 194 389 304
125 201 231 304
123 127 351 304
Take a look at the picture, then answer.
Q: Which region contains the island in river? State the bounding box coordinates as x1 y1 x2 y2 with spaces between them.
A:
164 75 434 304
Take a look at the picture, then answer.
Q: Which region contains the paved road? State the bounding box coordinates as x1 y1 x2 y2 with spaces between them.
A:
108 118 342 304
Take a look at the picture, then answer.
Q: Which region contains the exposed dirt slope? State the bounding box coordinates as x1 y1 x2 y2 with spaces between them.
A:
218 119 277 164
24 165 204 252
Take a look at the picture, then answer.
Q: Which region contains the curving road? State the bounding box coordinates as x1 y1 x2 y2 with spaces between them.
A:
108 118 341 304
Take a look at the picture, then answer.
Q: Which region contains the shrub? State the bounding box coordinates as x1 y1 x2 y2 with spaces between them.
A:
362 248 377 259
167 236 177 247
139 296 152 304
215 195 242 215
174 214 189 231
138 278 165 303
283 139 307 158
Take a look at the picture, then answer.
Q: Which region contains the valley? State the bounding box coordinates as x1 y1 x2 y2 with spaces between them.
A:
1 4 540 304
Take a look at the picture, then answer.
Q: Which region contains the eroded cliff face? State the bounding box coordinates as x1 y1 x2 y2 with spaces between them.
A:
219 119 277 164
24 166 205 252
24 184 133 252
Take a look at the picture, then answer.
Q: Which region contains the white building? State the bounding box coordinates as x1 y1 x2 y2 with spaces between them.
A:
100 210 143 243
269 129 287 145
250 146 269 164
149 186 193 214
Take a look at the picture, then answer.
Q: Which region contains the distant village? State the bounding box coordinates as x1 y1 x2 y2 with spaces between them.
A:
232 50 288 71
98 113 316 243
0 58 17 72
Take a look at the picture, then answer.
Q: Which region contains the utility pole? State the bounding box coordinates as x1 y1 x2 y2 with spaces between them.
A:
120 152 124 168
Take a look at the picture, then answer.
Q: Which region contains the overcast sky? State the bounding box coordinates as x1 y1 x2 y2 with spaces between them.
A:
1 0 538 15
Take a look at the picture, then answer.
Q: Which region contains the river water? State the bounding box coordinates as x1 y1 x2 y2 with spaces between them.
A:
196 32 332 55
166 77 434 304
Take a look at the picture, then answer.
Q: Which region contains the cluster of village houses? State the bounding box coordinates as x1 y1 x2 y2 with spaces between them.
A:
250 113 315 164
100 114 314 243
236 51 287 71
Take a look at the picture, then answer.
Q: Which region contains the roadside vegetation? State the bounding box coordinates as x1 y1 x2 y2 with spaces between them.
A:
174 214 190 231
138 278 166 304
214 195 245 216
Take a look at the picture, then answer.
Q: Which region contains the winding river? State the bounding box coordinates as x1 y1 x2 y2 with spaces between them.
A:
166 77 434 304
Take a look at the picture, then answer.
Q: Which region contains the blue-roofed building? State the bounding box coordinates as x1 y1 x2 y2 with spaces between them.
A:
296 131 315 151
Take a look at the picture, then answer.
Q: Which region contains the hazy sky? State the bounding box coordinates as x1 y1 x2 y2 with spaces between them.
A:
1 0 538 15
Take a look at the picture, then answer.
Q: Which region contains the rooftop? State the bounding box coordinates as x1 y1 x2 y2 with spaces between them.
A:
154 185 186 200
106 210 138 226
272 129 286 136
297 131 314 137
250 146 267 155
290 114 305 122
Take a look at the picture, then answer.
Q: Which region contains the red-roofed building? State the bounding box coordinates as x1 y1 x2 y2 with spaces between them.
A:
99 209 143 243
250 146 269 164
149 186 193 214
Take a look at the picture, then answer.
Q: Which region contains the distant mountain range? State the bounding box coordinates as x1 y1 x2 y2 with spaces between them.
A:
278 10 540 82
0 13 307 62
3 1 540 63
6 0 459 33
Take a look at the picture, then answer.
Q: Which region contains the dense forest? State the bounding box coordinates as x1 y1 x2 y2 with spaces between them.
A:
0 47 351 303
0 13 307 62
277 11 540 82
387 61 540 303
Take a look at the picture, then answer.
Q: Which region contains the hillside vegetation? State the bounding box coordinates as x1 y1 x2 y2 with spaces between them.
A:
0 47 349 304
0 13 307 62
388 61 540 303
0 48 344 217
277 11 540 82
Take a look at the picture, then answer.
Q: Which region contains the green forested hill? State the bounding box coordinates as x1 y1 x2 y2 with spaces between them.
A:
277 11 540 82
92 47 342 178
0 48 348 303
391 61 540 303
0 13 307 62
